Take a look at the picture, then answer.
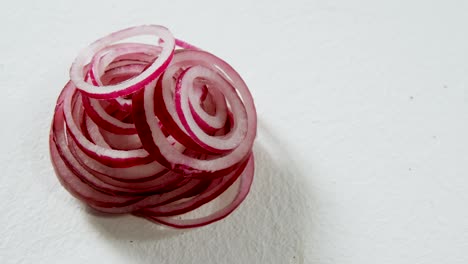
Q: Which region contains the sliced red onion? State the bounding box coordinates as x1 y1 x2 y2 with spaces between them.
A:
133 50 257 174
70 97 154 169
50 25 257 228
89 43 161 87
190 84 228 134
82 94 137 135
141 156 250 216
140 156 254 228
50 142 142 207
70 25 175 99
175 65 247 152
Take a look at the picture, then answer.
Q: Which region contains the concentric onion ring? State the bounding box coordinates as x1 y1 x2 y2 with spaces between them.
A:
50 25 256 228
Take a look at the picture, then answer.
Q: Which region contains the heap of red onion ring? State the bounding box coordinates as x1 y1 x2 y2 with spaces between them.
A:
49 25 257 228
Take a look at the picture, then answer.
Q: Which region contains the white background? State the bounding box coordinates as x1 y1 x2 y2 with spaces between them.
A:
1 0 468 263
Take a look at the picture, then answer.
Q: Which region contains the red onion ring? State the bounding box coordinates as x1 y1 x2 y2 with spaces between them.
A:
70 25 175 99
50 25 257 228
133 49 257 174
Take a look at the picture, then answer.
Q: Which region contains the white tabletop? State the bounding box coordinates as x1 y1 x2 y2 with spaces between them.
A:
1 0 467 263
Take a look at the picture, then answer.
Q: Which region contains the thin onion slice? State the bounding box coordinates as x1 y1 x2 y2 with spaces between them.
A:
140 156 254 228
70 25 175 99
132 50 256 174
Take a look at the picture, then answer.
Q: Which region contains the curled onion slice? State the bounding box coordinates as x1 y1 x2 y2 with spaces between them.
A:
133 50 256 174
70 25 175 99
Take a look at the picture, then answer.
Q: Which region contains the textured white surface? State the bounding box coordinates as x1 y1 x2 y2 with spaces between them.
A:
1 0 468 263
